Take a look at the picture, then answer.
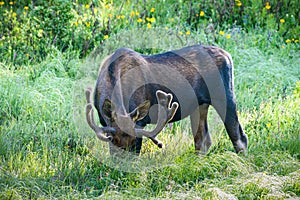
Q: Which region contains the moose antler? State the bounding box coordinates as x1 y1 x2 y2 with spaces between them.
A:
86 87 116 142
135 90 179 147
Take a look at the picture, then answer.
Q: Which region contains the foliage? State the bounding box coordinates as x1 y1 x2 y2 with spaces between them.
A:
0 0 299 65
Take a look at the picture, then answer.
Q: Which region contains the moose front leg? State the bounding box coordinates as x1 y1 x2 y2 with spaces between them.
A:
190 104 212 154
130 137 143 155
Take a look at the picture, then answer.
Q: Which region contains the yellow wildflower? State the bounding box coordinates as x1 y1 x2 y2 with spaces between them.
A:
121 15 125 19
280 19 285 23
24 6 29 10
116 15 120 19
147 23 152 28
295 40 299 43
85 4 90 9
12 12 17 17
265 2 271 10
150 17 155 22
285 39 291 43
226 34 231 39
200 11 205 17
130 11 135 17
105 4 110 9
236 1 242 7
186 31 191 35
137 18 143 23
178 31 183 36
107 13 112 18
150 7 155 13
103 35 109 40
85 21 91 27
219 31 225 35
0 2 5 6
135 11 140 16
74 21 78 26
146 17 155 23
9 1 13 5
281 45 285 49
266 123 271 128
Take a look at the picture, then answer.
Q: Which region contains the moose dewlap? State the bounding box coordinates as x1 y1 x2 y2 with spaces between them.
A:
85 45 248 154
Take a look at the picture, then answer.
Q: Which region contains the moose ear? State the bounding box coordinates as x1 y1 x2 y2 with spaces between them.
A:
102 99 115 120
130 100 150 122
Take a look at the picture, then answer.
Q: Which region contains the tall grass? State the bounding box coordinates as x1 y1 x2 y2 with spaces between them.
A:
1 13 300 200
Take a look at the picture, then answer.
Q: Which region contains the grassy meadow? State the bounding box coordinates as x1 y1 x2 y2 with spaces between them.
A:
1 0 300 199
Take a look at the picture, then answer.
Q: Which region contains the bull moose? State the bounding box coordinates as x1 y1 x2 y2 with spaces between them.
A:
85 45 248 155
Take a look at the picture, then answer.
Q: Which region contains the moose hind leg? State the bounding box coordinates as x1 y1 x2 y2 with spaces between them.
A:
190 104 212 154
225 103 248 153
214 99 248 153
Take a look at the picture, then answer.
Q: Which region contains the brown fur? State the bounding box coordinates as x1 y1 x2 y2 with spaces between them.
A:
87 45 248 154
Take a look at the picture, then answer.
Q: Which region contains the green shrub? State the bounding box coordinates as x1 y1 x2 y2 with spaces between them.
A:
0 0 299 65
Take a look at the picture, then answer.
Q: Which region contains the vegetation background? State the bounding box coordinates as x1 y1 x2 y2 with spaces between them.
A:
0 0 299 199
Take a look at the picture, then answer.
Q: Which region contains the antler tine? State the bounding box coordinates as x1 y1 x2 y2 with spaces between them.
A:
135 90 179 143
85 87 93 104
149 137 164 148
85 88 114 142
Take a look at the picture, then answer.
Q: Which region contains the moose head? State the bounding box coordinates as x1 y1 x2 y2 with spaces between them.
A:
86 87 179 152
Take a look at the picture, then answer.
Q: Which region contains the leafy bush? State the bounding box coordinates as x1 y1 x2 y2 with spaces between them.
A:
0 0 299 65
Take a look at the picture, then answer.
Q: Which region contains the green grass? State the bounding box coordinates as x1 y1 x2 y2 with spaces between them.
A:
1 25 300 200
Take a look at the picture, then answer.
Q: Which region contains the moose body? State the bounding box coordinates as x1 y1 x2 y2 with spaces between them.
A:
86 45 248 154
